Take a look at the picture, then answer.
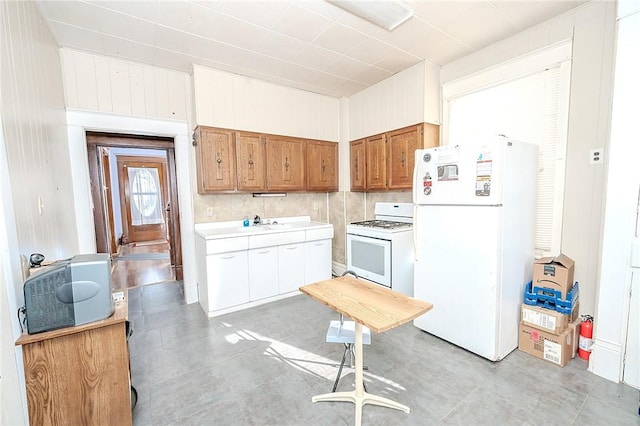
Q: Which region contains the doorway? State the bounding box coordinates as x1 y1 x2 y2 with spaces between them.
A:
86 132 183 289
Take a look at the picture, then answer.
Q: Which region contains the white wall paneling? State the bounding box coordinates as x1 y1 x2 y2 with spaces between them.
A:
61 49 191 121
1 1 72 423
348 61 440 141
593 6 640 385
193 64 340 141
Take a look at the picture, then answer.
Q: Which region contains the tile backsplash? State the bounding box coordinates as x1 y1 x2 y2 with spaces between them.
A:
194 191 411 266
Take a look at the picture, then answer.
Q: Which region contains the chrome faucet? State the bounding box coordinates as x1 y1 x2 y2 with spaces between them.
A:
253 215 261 225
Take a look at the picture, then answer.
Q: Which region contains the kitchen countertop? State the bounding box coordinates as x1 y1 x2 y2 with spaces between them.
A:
194 216 332 239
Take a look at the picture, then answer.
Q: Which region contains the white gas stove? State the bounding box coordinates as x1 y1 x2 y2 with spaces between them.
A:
346 202 414 296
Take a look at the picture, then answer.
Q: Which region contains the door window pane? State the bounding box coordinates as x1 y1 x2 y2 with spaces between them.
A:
128 167 164 226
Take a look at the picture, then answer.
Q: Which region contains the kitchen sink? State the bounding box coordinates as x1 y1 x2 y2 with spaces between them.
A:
266 223 294 230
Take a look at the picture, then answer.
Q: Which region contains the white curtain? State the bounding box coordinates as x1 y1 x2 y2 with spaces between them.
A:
128 167 164 226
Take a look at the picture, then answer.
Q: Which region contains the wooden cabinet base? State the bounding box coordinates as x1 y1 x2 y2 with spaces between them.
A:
16 297 131 425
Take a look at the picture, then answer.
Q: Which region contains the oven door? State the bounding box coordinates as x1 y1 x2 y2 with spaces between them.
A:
346 233 391 287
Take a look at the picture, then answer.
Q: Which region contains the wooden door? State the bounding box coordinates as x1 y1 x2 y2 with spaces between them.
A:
306 140 338 192
387 124 421 190
195 127 236 193
236 131 266 191
117 156 168 243
266 135 305 191
100 147 118 254
350 139 366 191
366 133 387 190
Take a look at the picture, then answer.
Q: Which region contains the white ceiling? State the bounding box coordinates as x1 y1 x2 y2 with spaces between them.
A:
35 0 588 98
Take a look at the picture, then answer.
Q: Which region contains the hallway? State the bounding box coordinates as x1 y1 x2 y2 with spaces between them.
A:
111 241 174 290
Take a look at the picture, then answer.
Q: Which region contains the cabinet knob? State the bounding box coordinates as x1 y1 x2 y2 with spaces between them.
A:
216 152 222 165
285 157 290 171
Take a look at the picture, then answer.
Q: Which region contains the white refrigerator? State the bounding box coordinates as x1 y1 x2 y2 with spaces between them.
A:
412 137 538 361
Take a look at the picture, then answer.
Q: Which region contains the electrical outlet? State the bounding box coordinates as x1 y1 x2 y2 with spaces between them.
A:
590 148 604 165
206 207 214 217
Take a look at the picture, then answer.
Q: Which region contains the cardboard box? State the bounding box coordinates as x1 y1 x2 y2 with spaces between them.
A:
533 254 575 300
518 321 577 367
521 302 580 334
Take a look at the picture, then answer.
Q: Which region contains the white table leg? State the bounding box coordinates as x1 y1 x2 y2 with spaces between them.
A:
311 322 410 426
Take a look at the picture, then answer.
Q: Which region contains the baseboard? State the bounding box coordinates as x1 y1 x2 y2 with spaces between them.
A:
590 337 623 383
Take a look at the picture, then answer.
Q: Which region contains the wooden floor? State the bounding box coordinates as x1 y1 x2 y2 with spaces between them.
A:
111 240 174 290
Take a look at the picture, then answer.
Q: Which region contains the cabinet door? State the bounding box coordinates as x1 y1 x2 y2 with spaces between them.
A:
236 131 266 191
266 135 305 191
304 239 332 284
195 127 236 193
206 251 250 310
366 133 387 190
350 139 366 191
279 243 305 293
306 140 338 192
387 124 421 190
249 247 279 301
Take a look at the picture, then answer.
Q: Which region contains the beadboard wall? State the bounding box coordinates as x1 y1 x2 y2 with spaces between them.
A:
348 61 441 141
61 49 192 122
2 6 76 262
193 64 340 141
1 1 71 424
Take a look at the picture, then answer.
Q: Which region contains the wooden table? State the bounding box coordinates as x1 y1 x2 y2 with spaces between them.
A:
299 276 433 426
15 292 132 426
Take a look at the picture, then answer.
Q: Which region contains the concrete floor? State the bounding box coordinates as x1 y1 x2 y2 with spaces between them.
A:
128 281 639 425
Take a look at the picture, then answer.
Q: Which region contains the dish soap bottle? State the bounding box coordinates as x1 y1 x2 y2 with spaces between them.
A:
243 216 250 227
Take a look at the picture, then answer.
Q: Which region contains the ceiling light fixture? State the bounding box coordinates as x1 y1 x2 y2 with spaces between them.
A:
327 0 414 31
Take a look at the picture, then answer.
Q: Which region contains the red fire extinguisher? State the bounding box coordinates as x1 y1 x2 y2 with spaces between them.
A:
578 315 594 360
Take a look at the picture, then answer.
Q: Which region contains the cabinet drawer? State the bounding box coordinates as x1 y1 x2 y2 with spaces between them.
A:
206 237 249 254
249 230 306 249
306 227 334 241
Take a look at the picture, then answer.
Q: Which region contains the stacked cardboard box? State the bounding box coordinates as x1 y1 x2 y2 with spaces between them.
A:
518 254 580 367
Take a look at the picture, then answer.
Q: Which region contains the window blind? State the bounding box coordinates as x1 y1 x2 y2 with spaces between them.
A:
443 47 571 255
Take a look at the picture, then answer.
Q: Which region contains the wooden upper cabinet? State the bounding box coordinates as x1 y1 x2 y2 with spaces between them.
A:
365 133 387 190
350 139 366 191
349 123 440 192
387 124 422 190
236 131 266 192
195 126 236 193
266 135 305 191
306 140 338 192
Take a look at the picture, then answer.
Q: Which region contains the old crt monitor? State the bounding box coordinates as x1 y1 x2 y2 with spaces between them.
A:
23 253 114 334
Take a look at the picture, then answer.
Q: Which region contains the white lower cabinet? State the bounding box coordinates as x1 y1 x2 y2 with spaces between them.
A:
249 247 279 301
304 239 332 284
278 243 305 293
205 250 250 310
195 223 333 317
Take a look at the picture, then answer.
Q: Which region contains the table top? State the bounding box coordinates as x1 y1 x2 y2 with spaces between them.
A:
16 290 128 346
299 276 433 333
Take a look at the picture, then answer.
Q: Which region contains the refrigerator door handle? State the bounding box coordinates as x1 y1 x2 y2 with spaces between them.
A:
413 205 420 261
